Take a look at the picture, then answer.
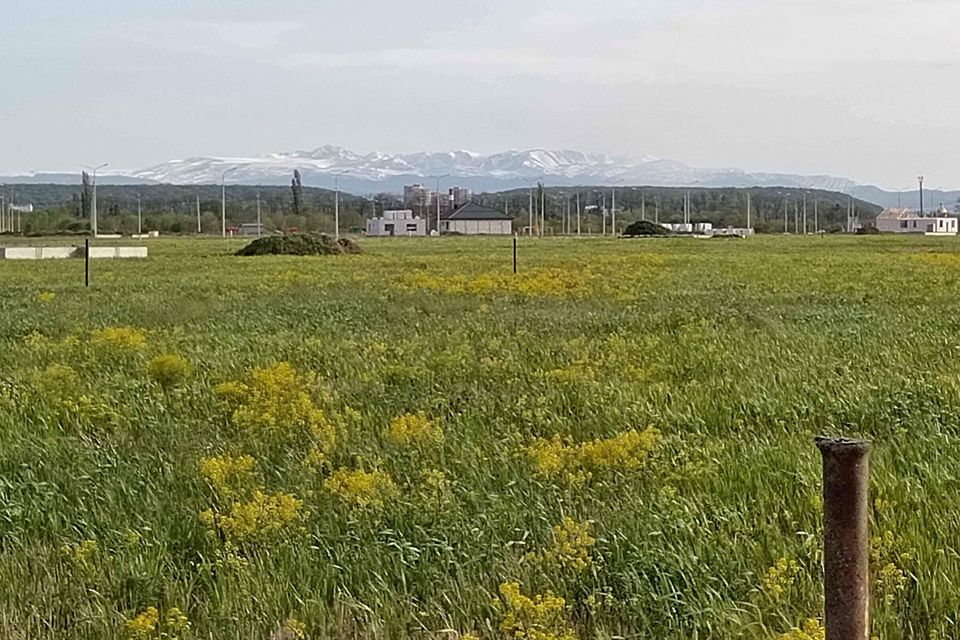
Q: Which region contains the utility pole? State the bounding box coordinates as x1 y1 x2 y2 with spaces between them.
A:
655 198 659 225
576 192 581 236
81 163 108 236
918 175 925 216
331 171 351 239
196 192 201 234
803 193 807 234
814 198 819 234
540 185 545 237
784 200 788 233
641 193 646 221
221 166 237 238
611 187 616 235
256 189 262 236
610 180 622 236
746 192 751 229
435 174 449 236
528 186 534 237
137 192 142 236
601 194 607 236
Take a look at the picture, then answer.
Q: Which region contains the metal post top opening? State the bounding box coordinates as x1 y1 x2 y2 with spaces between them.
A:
815 436 872 454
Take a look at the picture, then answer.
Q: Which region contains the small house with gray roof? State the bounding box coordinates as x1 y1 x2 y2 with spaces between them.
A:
441 202 512 235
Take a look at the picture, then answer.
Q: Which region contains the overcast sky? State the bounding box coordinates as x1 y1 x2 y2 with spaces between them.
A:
1 0 956 188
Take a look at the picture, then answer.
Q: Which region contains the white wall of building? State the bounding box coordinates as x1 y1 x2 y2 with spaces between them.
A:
367 216 426 236
443 219 511 235
877 216 957 234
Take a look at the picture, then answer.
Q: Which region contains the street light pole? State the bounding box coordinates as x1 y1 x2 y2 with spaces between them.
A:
221 167 237 238
576 191 581 236
610 179 622 236
435 174 449 236
333 172 349 240
256 188 262 237
82 163 108 236
918 175 925 216
540 184 545 237
528 177 543 236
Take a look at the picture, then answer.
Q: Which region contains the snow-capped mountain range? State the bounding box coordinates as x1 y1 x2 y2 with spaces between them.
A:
3 146 940 207
128 145 860 193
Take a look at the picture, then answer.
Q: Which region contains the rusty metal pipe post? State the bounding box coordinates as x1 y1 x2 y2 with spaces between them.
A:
816 436 871 640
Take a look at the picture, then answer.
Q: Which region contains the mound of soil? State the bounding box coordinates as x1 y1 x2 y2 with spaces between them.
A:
623 220 671 237
236 233 361 256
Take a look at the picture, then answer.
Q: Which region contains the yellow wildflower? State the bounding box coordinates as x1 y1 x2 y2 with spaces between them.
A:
418 468 454 507
165 607 191 635
214 380 248 404
524 428 660 482
224 363 336 456
91 326 147 350
199 454 257 498
60 539 99 569
36 291 56 303
871 530 913 607
324 468 398 510
147 354 192 389
544 364 596 385
200 489 303 543
537 517 596 572
386 412 443 447
762 557 801 600
578 429 660 470
125 606 159 638
403 268 597 299
776 618 825 640
494 581 577 640
278 617 307 639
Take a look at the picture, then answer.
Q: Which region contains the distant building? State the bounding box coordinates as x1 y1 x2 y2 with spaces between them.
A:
875 208 957 235
404 184 473 215
448 187 473 208
441 202 512 235
366 209 427 236
238 223 267 236
403 184 432 209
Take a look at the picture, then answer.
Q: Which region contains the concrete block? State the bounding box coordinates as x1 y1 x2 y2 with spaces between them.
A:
40 247 77 259
115 247 148 258
1 247 42 260
87 247 118 259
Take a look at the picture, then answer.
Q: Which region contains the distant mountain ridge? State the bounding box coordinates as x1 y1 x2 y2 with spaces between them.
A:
129 145 862 192
4 146 956 209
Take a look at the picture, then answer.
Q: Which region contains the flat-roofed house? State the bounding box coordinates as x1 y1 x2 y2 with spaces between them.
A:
366 209 427 236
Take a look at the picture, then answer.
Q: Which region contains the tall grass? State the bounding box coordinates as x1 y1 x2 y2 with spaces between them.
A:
0 235 957 638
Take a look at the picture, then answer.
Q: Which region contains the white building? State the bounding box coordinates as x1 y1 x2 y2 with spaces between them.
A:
875 208 957 235
441 202 512 235
366 209 427 236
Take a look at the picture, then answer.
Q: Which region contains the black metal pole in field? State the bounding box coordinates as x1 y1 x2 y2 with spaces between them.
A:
816 436 871 640
513 234 517 274
84 239 90 288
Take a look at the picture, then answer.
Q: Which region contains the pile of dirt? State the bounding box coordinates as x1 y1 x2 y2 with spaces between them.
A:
236 234 361 256
622 220 671 237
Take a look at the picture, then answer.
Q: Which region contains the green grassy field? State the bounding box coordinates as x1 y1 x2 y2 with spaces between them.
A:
1 235 959 639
